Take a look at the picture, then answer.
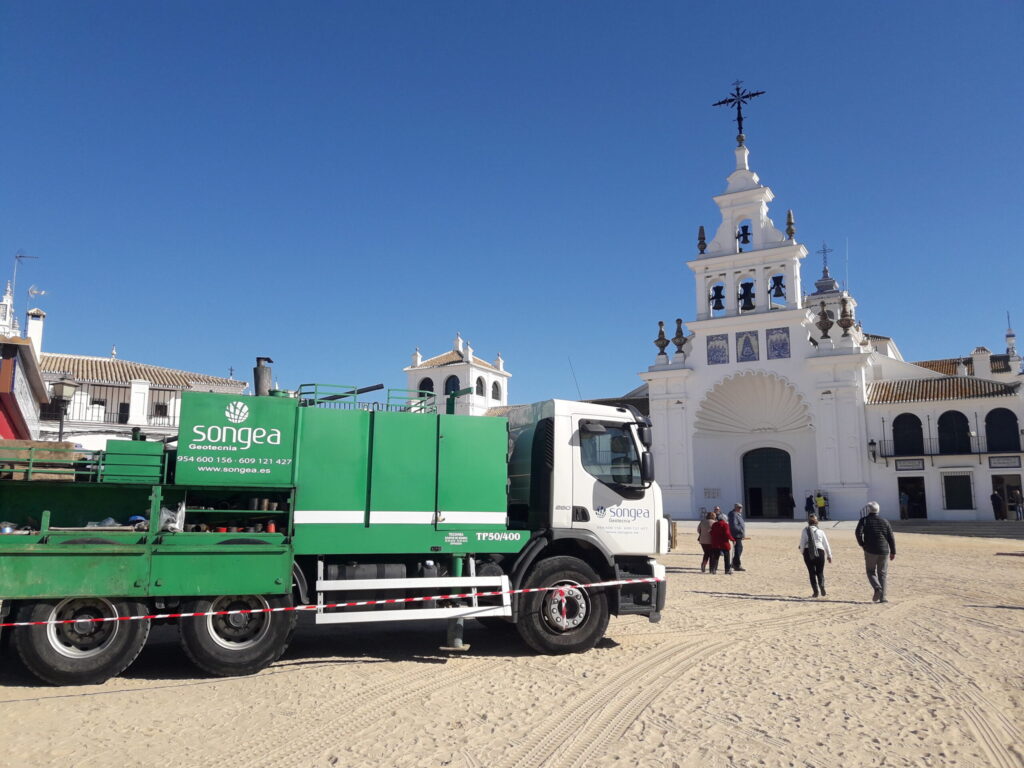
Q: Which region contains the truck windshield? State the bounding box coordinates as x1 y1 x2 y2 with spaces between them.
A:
579 421 643 488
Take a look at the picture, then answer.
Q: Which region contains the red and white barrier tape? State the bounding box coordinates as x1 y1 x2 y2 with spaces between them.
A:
0 577 664 628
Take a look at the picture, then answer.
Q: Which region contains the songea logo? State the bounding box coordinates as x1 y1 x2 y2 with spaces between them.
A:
190 401 282 451
595 506 651 521
225 401 250 424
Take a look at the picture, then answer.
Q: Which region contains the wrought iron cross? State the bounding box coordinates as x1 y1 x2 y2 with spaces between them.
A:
712 80 765 145
817 242 833 271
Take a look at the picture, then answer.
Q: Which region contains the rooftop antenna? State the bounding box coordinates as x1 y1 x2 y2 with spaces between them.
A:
27 285 46 301
567 356 583 400
12 251 38 307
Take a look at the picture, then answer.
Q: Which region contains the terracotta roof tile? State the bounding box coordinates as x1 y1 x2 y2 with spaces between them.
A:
40 353 246 391
912 355 1012 376
410 350 499 372
867 377 1019 405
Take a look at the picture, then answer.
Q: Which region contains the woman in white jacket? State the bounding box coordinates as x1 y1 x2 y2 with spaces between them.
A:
799 514 833 598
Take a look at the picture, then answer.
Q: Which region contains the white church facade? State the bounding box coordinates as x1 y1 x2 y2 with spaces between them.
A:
639 139 1023 522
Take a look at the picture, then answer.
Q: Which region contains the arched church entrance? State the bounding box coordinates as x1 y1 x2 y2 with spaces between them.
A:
742 448 794 519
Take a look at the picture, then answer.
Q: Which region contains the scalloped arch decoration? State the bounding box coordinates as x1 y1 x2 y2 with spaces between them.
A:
694 371 813 434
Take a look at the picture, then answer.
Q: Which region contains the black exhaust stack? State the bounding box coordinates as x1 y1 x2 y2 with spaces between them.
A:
254 357 274 397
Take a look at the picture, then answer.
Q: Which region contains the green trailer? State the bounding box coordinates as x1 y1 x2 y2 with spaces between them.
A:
0 384 668 685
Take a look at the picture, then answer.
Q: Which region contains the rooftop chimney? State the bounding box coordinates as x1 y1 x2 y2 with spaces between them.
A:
971 347 992 379
25 308 45 360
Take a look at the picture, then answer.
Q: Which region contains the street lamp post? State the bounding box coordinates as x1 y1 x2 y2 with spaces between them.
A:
51 377 79 443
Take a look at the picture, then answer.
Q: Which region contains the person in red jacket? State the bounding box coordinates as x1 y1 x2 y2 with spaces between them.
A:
709 516 736 575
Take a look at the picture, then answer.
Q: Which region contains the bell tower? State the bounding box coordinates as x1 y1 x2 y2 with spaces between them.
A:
691 141 808 320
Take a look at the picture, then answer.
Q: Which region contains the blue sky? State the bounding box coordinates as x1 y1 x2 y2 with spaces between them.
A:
1 2 1021 403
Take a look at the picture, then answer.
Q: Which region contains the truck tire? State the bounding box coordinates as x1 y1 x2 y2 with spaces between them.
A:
178 594 295 677
12 598 151 686
515 556 609 655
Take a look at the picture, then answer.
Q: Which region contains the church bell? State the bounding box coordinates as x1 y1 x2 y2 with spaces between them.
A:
739 282 755 311
710 285 725 311
769 275 786 298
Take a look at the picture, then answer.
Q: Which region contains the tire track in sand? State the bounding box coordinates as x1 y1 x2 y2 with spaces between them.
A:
551 602 868 768
512 598 864 768
862 627 1021 768
220 657 492 768
503 638 715 768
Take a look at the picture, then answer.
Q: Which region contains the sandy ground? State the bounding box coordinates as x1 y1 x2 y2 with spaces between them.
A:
1 523 1022 768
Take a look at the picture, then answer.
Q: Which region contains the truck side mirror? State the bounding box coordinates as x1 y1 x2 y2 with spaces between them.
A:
638 425 652 447
641 452 655 484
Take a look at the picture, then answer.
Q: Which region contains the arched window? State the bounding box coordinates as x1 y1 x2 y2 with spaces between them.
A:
417 377 434 395
491 381 501 400
475 377 485 396
937 411 972 455
985 407 1021 452
892 413 924 456
444 375 460 396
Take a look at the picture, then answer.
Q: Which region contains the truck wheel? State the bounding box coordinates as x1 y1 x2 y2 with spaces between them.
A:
515 556 609 655
12 598 151 686
178 594 295 677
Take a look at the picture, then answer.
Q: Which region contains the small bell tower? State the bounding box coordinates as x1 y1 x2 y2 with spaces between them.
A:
0 281 15 337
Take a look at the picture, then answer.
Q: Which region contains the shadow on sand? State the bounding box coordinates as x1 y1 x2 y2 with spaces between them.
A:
0 615 538 693
691 590 865 606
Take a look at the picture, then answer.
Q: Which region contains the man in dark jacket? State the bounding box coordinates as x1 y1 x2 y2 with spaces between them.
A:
727 503 747 571
855 501 896 603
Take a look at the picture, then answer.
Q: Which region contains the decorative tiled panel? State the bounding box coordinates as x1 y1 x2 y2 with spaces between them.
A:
707 334 729 365
736 331 759 362
766 327 791 360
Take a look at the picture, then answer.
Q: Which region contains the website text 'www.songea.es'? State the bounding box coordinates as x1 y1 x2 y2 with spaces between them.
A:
195 466 272 475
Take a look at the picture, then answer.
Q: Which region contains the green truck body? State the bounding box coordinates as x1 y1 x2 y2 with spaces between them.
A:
0 385 668 685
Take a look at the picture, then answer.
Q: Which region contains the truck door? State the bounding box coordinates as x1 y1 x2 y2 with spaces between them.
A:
571 416 656 555
435 414 508 530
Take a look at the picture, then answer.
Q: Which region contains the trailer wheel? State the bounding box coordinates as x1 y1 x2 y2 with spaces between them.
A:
12 598 151 686
515 556 609 655
178 594 295 677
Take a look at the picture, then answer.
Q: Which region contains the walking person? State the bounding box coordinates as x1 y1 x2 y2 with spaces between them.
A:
855 501 896 603
899 491 910 520
727 503 747 571
1012 489 1024 522
804 494 815 518
799 514 832 598
815 491 828 521
697 509 716 572
708 512 736 575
